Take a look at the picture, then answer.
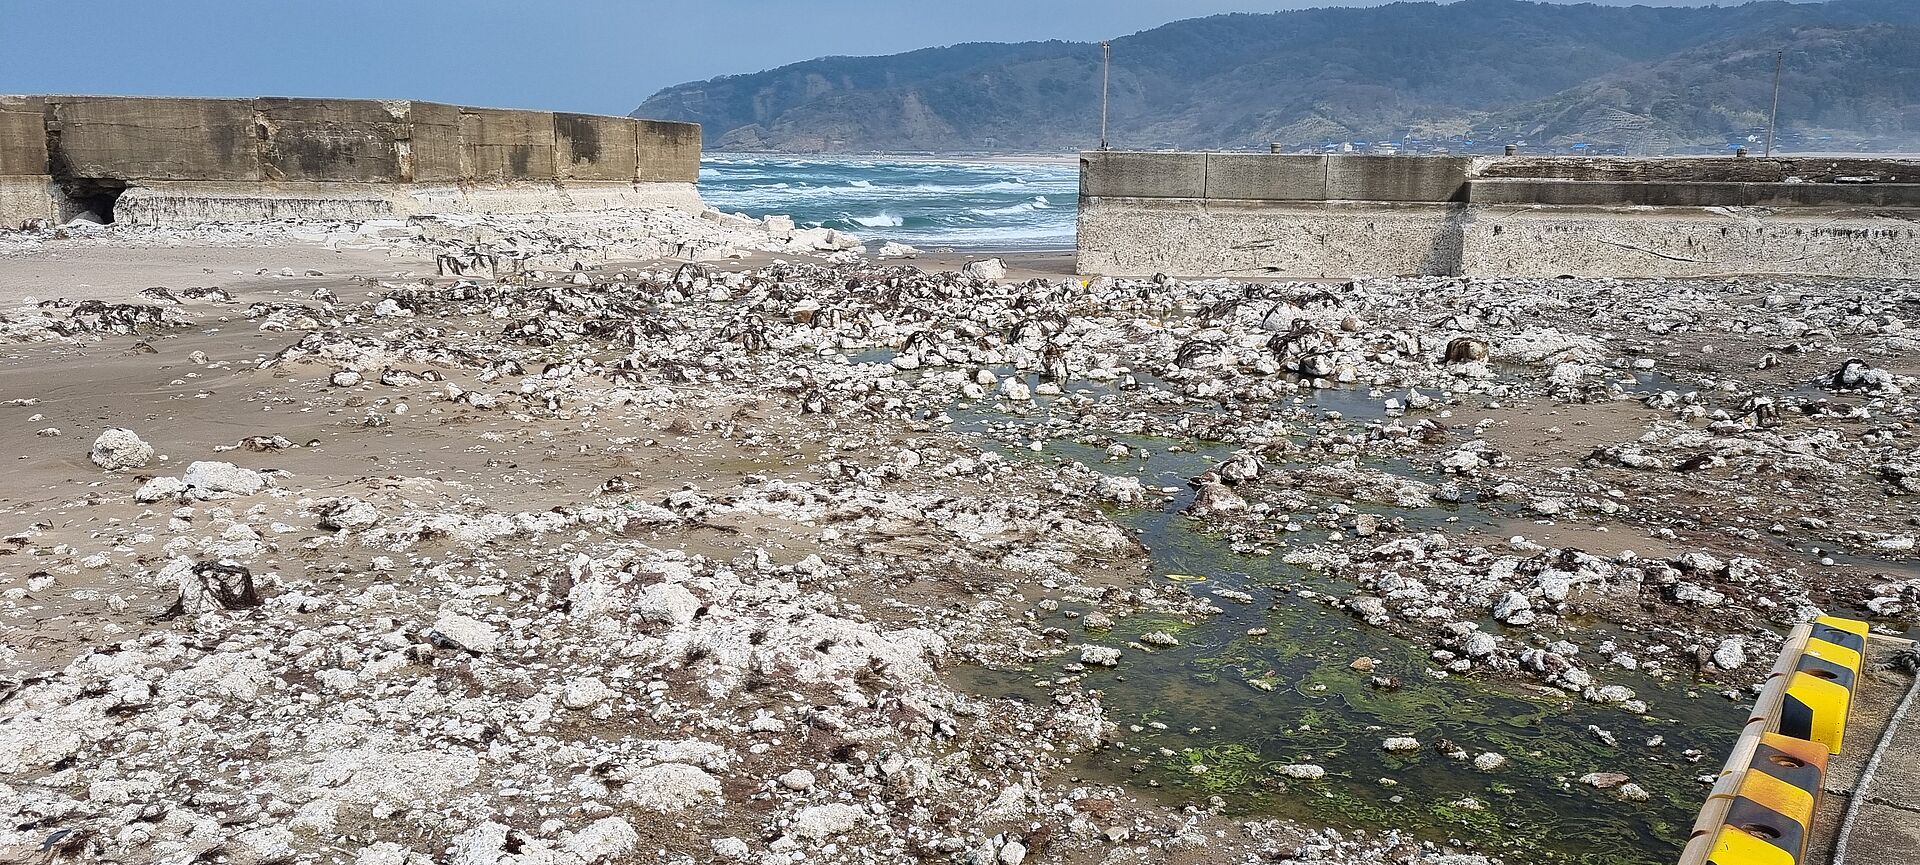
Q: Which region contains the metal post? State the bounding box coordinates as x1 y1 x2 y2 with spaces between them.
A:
1766 50 1783 157
1100 41 1111 151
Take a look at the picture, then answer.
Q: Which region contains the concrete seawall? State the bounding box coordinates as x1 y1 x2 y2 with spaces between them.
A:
0 95 701 228
1078 152 1920 279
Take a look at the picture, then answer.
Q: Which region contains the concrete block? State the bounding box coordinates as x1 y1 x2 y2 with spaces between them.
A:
0 96 48 176
1079 151 1207 199
255 97 407 183
405 101 463 183
554 113 639 182
0 175 56 229
1077 196 1463 278
1204 154 1326 201
1325 156 1470 202
49 96 259 181
460 107 555 182
636 119 700 183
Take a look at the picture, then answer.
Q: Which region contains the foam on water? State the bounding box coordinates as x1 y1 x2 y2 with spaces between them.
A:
701 154 1078 250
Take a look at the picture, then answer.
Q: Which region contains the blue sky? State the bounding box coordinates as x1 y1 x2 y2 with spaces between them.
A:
2 0 1720 115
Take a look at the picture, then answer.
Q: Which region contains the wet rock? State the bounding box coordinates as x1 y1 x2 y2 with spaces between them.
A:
1279 764 1326 779
1139 631 1180 647
1492 591 1536 626
1443 337 1490 363
1382 737 1420 752
1186 481 1247 515
1579 771 1630 789
90 427 155 470
1712 637 1747 671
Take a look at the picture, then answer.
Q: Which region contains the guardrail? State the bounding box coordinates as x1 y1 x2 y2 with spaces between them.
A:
1679 615 1869 865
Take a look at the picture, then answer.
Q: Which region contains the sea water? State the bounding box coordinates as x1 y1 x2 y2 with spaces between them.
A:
700 154 1079 250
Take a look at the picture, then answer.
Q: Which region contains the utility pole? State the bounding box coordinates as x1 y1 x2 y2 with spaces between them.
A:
1100 41 1111 151
1766 50 1783 157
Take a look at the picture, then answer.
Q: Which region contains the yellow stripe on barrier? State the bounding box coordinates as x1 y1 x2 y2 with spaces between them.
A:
1777 617 1865 755
1709 826 1798 865
1781 667 1852 754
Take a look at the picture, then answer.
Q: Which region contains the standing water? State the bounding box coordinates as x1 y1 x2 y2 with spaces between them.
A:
724 159 1742 862
700 154 1079 250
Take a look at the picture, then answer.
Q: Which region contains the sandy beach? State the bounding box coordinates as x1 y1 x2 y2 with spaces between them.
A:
1 217 1917 865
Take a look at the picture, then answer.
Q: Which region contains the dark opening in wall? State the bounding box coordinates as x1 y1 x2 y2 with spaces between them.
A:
59 178 128 224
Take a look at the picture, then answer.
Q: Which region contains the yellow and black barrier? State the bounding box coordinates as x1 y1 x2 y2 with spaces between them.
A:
1780 616 1868 754
1678 614 1871 865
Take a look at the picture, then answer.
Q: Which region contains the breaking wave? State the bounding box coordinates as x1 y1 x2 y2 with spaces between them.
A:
701 154 1077 250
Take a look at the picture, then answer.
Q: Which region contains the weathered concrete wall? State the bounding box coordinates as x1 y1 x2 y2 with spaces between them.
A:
1078 198 1462 278
554 112 639 182
1079 151 1920 279
460 107 556 183
0 97 53 228
1460 207 1920 279
0 95 703 228
637 120 701 183
256 97 409 183
50 96 260 182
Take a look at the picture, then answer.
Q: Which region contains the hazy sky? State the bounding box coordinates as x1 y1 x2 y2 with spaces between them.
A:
2 0 1723 115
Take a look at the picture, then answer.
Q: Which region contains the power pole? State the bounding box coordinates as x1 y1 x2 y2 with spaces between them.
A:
1100 41 1111 151
1766 50 1783 157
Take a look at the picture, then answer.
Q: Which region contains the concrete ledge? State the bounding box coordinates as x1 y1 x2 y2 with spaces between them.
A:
1326 156 1470 202
112 180 705 227
1473 155 1920 184
1470 179 1920 208
1461 205 1920 278
1204 154 1327 201
1080 152 1208 199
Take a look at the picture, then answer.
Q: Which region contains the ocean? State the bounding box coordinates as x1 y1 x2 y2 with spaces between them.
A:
699 154 1079 251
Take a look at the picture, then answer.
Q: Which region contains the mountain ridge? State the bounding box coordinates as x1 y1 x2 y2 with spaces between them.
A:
633 0 1920 154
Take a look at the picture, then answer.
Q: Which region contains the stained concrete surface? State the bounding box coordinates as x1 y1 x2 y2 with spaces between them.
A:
1807 639 1920 865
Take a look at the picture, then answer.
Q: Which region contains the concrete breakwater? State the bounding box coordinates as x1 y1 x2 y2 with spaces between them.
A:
1078 152 1920 279
0 95 700 228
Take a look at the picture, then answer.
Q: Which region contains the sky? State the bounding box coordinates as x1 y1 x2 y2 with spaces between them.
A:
1 0 1722 116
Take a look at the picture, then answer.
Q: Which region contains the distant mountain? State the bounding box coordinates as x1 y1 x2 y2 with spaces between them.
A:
632 0 1920 155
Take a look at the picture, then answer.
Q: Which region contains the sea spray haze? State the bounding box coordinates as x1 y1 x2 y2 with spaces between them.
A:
701 155 1079 250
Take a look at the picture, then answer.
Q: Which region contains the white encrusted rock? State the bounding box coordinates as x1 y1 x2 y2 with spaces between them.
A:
637 582 702 625
431 612 501 653
962 258 1007 281
90 427 155 470
791 803 864 840
618 762 722 811
182 460 268 499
